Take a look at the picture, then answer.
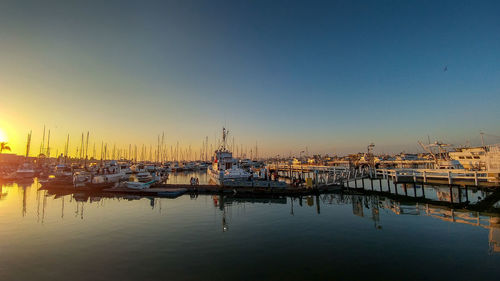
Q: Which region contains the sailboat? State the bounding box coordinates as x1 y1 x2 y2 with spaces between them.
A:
16 131 35 178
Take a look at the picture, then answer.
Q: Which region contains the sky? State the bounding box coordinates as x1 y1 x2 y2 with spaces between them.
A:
0 0 499 158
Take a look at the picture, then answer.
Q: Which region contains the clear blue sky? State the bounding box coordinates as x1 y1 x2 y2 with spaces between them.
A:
0 0 499 156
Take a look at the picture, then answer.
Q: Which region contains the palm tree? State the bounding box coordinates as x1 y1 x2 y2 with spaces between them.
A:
0 142 11 153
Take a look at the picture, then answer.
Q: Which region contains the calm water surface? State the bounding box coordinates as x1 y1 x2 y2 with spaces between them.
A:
1 173 500 281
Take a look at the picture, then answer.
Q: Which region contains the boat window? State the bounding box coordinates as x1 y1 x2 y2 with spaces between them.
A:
459 156 465 159
473 156 480 159
466 156 472 159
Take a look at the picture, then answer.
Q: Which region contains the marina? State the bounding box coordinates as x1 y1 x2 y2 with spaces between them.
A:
1 176 500 281
1 1 500 280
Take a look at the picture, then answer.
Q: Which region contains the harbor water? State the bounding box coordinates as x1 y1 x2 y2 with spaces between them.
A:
1 172 500 281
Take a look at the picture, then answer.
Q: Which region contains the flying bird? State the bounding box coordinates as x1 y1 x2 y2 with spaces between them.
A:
443 65 448 72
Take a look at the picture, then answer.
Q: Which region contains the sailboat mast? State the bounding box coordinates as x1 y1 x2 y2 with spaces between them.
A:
40 125 45 156
25 130 32 158
64 134 70 163
46 130 51 158
84 132 89 167
100 141 104 165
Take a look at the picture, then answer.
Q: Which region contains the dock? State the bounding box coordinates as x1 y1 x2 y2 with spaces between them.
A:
39 183 343 198
374 168 500 187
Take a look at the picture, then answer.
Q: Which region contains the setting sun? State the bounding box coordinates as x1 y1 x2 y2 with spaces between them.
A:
0 128 7 142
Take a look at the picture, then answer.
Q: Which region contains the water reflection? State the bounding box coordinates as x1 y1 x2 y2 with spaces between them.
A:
207 192 500 254
1 176 500 280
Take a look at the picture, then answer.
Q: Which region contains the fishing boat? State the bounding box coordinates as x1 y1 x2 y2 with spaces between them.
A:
136 171 153 182
15 162 35 178
132 163 147 173
119 162 133 174
39 164 73 186
207 128 251 185
448 144 500 172
183 162 196 171
73 170 122 189
169 162 182 172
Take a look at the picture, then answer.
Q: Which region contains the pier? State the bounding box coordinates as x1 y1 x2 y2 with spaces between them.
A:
39 182 343 198
374 168 500 187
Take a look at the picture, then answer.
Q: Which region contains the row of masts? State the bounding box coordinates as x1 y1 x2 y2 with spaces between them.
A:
22 126 261 163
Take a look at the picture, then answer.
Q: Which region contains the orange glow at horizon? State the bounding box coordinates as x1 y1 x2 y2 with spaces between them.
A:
0 128 7 143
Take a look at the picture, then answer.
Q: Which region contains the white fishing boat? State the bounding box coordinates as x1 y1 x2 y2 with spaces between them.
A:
183 162 196 171
40 164 73 186
119 162 133 174
448 145 500 171
208 128 251 185
169 162 182 172
136 171 153 182
73 171 122 189
16 162 35 178
418 141 463 169
132 163 147 173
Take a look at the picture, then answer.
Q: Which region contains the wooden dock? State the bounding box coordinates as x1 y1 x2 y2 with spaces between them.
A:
375 168 500 187
39 183 343 198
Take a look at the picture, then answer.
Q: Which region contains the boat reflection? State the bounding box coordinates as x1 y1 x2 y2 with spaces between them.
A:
210 192 500 254
2 179 500 254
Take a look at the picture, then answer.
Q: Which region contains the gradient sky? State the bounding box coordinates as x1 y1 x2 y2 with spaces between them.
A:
0 0 499 157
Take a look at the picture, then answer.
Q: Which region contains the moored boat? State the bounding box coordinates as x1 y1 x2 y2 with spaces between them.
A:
207 128 251 185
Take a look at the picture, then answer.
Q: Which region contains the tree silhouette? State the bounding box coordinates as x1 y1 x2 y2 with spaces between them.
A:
0 142 11 153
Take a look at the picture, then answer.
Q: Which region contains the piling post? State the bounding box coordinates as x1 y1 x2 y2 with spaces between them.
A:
413 183 417 197
449 185 453 203
379 178 382 192
361 178 365 189
404 184 408 196
474 171 478 186
448 171 452 185
423 171 427 183
465 186 469 203
370 178 374 190
394 183 398 195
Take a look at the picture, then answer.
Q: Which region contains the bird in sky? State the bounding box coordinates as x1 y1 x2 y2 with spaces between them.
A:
443 65 448 72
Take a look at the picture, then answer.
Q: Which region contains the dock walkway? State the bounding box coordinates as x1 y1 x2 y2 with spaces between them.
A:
40 183 343 198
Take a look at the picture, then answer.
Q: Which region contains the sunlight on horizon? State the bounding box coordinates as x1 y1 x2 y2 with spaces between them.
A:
0 128 8 143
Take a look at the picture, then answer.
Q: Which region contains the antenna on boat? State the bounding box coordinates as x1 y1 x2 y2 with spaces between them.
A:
480 131 485 147
221 127 229 151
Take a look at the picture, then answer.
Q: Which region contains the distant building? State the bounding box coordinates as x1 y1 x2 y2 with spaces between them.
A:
0 153 24 165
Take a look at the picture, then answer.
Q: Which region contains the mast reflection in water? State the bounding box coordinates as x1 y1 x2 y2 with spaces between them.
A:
1 175 500 281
